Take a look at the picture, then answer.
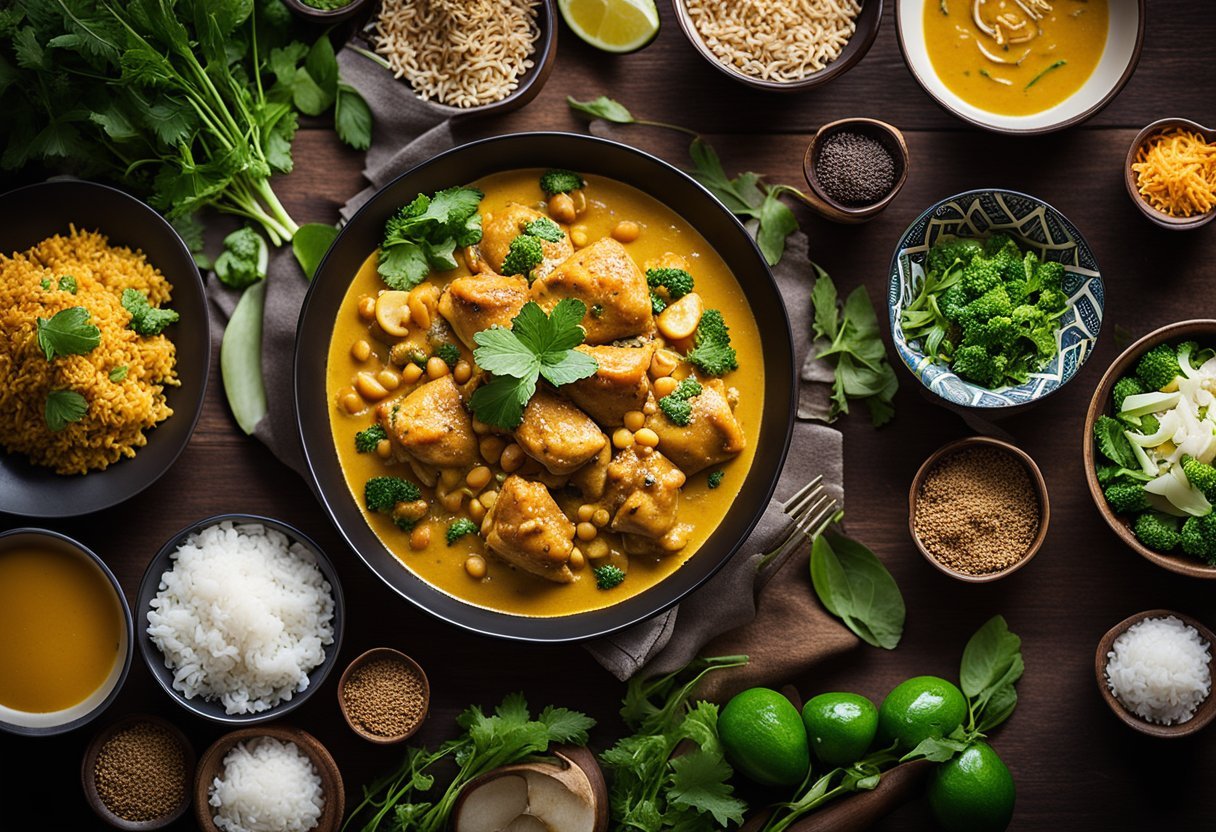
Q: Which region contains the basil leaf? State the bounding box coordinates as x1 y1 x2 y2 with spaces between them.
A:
810 532 905 650
45 389 87 432
960 615 1023 698
292 223 339 280
901 730 970 763
810 264 840 341
977 684 1019 733
566 94 635 123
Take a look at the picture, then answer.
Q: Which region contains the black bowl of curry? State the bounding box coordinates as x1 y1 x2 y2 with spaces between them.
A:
295 132 795 641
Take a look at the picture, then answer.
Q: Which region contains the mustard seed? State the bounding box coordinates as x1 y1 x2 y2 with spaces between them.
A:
94 720 188 821
343 657 427 739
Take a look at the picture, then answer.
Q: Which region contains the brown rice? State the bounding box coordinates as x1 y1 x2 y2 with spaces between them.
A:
0 227 178 475
373 0 540 109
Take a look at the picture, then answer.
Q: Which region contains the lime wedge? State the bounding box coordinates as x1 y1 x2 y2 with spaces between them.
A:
558 0 661 54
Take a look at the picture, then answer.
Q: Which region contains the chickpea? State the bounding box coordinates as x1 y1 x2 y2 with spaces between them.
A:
466 466 493 490
612 220 641 243
592 508 611 528
577 522 598 541
480 490 498 509
653 376 679 398
440 490 465 513
453 360 472 384
376 369 401 391
650 349 679 379
465 554 487 579
355 372 389 401
612 428 634 449
409 524 431 551
402 362 424 384
635 427 660 448
500 443 525 473
394 499 429 523
569 548 586 570
339 390 363 414
577 504 595 522
549 192 576 224
375 438 392 459
623 410 646 432
426 356 450 379
586 538 610 560
357 295 376 320
351 339 372 362
472 418 490 435
571 228 588 248
440 468 464 490
480 436 506 465
468 498 486 523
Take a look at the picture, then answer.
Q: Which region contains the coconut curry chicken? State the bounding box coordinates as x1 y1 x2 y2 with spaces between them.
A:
326 169 762 616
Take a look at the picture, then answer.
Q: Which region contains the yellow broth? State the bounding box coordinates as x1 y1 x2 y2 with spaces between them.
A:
325 170 764 617
0 546 123 713
924 0 1109 116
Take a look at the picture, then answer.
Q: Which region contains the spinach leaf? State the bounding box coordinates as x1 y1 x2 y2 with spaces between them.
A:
810 532 905 650
960 614 1023 697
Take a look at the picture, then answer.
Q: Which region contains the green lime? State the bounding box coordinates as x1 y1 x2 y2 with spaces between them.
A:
718 687 811 787
928 742 1016 832
557 0 660 54
877 675 967 751
801 692 878 767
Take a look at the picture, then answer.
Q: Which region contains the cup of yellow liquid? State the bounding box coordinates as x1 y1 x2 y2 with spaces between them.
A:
0 528 133 736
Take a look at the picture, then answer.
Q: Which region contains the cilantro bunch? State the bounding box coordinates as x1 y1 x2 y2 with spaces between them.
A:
379 188 485 290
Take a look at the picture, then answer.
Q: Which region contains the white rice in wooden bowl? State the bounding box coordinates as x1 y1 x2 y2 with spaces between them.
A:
1105 615 1212 725
147 521 335 715
209 737 324 832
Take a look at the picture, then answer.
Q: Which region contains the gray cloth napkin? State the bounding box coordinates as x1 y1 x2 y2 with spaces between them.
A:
207 48 848 681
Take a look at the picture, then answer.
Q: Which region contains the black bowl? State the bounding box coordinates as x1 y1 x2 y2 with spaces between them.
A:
295 132 796 642
137 514 346 725
0 180 209 518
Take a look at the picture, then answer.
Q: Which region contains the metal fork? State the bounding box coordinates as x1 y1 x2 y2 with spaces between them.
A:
756 475 841 570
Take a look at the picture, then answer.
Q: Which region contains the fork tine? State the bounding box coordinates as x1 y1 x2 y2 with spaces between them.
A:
783 480 826 519
781 474 824 513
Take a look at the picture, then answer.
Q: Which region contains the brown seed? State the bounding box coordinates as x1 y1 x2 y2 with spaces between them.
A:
342 658 428 739
93 721 188 822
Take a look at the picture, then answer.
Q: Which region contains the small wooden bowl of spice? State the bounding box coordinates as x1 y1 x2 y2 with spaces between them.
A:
338 647 430 743
81 714 195 830
800 118 909 224
1124 118 1216 231
909 436 1049 583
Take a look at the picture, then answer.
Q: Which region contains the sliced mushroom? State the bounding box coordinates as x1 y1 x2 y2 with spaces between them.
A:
375 290 411 337
453 748 607 832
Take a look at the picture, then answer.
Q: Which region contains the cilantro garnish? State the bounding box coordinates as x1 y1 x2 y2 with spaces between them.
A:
36 307 100 360
523 217 564 242
109 366 128 382
58 275 77 294
121 289 180 336
45 390 87 432
378 187 484 291
469 299 598 430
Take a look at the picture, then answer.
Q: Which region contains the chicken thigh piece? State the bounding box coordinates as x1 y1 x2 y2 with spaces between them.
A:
482 475 576 583
564 344 654 426
379 375 479 469
645 378 745 475
601 447 684 541
480 203 573 280
513 389 607 476
530 238 654 344
437 274 529 349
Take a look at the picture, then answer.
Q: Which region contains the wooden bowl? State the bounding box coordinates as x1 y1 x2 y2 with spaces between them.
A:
1124 118 1216 231
194 726 344 832
283 0 371 24
1082 320 1216 579
81 714 195 830
798 118 909 224
671 0 882 92
908 436 1050 583
337 647 430 744
1095 609 1216 738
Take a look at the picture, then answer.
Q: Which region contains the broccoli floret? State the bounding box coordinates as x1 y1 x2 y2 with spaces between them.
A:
1135 512 1181 553
926 237 983 274
434 342 461 369
1035 287 1068 316
1180 514 1216 563
983 233 1017 257
523 217 564 242
594 564 626 590
957 259 1003 302
708 470 724 489
1034 260 1065 292
650 293 667 315
446 517 480 545
501 235 544 279
1112 376 1147 412
958 285 1013 328
684 309 738 376
1135 343 1183 391
658 377 703 426
961 315 1017 350
355 423 387 453
121 289 180 336
540 169 585 196
646 267 695 299
58 275 77 294
1104 482 1150 514
1182 457 1216 501
987 243 1025 285
365 476 421 513
938 284 968 322
952 345 1005 388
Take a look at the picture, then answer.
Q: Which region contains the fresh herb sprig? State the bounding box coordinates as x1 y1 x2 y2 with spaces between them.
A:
470 299 598 429
36 307 100 360
344 694 595 832
378 188 484 290
568 96 804 266
122 289 180 336
45 389 88 432
1025 60 1067 90
214 227 269 290
810 529 905 650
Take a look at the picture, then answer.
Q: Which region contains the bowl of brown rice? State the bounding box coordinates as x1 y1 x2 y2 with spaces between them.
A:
672 0 883 91
0 180 208 518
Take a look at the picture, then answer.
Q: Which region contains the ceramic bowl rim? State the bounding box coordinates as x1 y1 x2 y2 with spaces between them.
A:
1122 117 1216 230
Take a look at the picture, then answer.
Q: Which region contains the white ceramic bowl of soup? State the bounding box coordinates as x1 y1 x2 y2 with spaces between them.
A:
0 529 133 736
896 0 1145 134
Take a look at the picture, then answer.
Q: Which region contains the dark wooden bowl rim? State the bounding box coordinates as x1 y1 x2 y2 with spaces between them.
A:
337 647 431 744
801 117 910 218
81 714 196 830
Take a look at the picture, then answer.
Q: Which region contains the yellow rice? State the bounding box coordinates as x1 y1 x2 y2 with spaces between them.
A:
0 227 178 475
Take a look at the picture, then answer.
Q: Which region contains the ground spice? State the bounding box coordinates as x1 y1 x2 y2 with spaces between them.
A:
815 131 896 206
913 446 1040 575
342 658 427 738
94 720 188 821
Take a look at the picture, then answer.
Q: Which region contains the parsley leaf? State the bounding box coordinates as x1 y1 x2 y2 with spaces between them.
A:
108 366 128 382
36 307 100 360
470 300 598 429
668 749 748 826
379 187 484 290
57 275 77 293
121 289 179 336
45 389 87 432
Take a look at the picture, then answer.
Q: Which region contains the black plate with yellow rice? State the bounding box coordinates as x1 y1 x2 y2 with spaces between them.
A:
0 181 208 517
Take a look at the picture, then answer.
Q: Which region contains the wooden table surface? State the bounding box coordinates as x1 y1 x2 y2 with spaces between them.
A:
4 2 1216 829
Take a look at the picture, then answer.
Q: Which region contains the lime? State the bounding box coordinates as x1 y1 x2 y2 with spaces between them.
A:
557 0 661 54
877 676 967 751
928 742 1016 832
718 687 811 787
801 692 878 767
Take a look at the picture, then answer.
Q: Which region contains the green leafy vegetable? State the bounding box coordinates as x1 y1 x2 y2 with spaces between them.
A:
593 563 626 590
40 278 51 291
345 694 594 832
810 265 899 426
658 376 703 426
810 531 905 650
355 423 387 453
1025 59 1067 89
446 517 479 545
470 300 598 429
1093 415 1138 470
959 615 1024 734
45 389 87 432
36 307 100 360
220 281 268 435
684 309 738 377
292 223 340 280
434 342 461 369
335 82 373 150
109 366 129 382
378 188 484 290
214 227 269 290
539 169 585 196
365 476 421 513
121 289 180 336
523 216 564 242
57 275 77 294
707 470 724 489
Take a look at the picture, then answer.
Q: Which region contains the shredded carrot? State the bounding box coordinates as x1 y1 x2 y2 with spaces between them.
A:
1132 128 1216 218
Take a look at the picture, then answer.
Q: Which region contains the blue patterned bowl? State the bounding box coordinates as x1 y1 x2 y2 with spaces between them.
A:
888 189 1104 410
